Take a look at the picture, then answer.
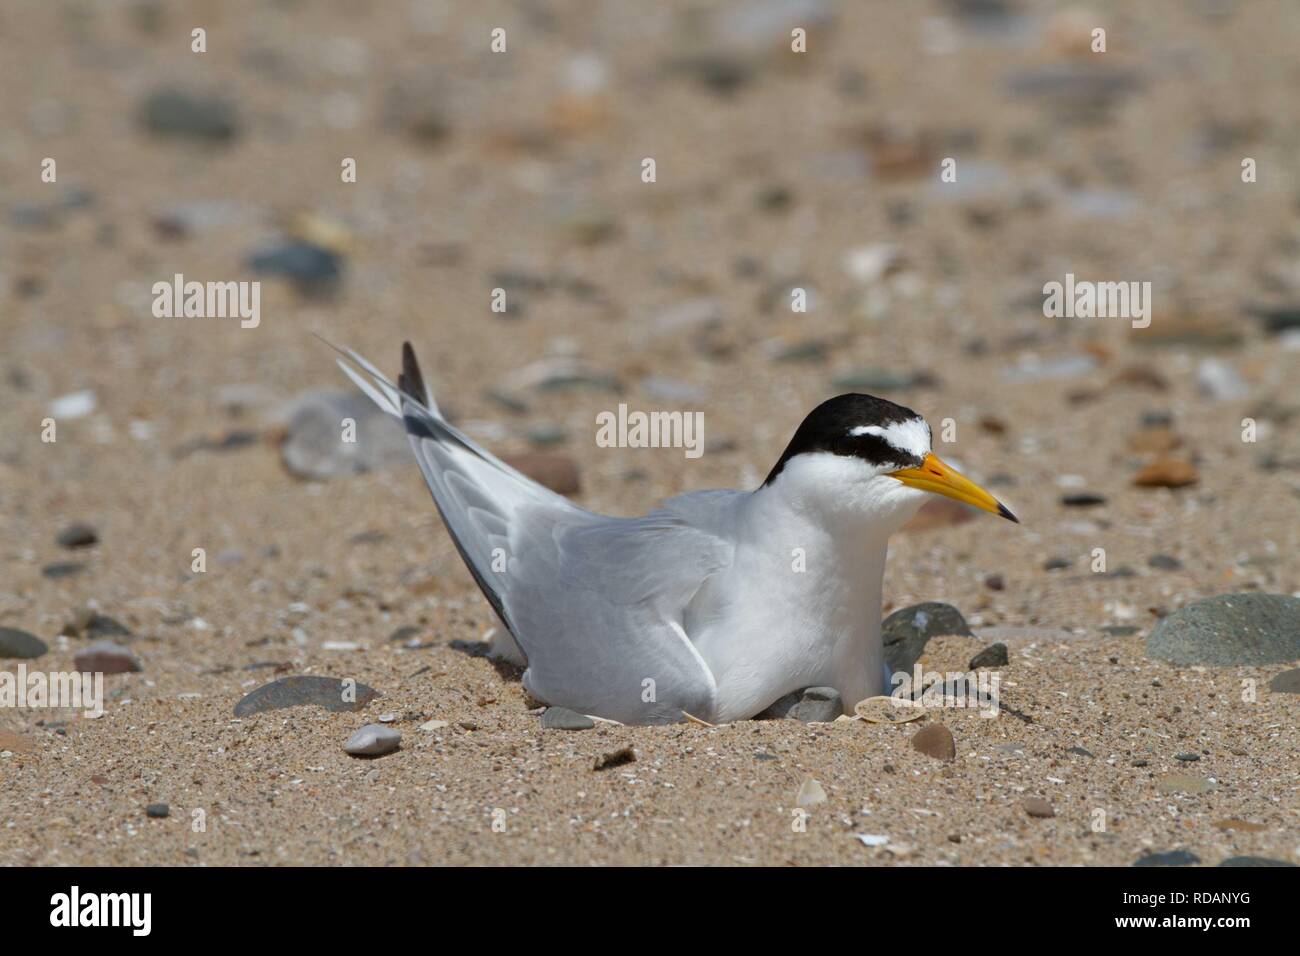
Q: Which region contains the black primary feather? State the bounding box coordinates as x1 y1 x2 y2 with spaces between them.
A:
399 340 428 404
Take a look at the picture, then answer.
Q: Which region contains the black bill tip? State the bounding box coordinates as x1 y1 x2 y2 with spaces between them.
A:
997 501 1020 524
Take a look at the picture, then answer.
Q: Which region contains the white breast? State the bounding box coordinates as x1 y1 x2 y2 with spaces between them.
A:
688 453 925 721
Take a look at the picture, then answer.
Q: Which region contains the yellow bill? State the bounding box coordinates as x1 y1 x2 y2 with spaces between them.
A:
889 453 1019 523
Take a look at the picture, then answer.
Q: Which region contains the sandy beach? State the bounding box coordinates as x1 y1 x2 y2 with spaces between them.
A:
1 0 1297 867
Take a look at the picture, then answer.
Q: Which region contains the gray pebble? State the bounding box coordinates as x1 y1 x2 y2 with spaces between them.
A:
1060 493 1107 508
0 627 48 660
233 675 379 717
1133 849 1200 867
969 643 1009 670
758 686 843 722
1147 593 1300 666
541 706 596 730
1218 856 1297 867
57 522 99 549
41 562 85 579
345 723 401 757
882 602 972 674
145 803 170 819
139 89 238 141
1268 668 1300 694
250 242 342 296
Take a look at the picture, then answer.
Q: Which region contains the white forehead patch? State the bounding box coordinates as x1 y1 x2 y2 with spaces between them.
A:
848 418 931 458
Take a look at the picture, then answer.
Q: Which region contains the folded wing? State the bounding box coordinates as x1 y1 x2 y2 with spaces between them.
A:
330 340 730 723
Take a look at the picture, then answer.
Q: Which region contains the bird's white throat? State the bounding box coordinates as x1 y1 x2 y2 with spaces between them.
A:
694 453 928 721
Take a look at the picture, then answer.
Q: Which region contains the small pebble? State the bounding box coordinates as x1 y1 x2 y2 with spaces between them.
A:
1022 797 1055 819
592 746 636 771
41 562 85 579
1060 493 1106 508
344 723 401 757
969 643 1009 669
795 776 827 807
910 723 956 761
73 641 140 674
145 803 170 819
1268 669 1300 694
0 627 49 660
139 88 239 141
233 675 380 717
57 522 99 549
1218 856 1297 867
758 686 842 722
1133 457 1199 488
540 706 595 730
1133 849 1201 867
49 390 96 419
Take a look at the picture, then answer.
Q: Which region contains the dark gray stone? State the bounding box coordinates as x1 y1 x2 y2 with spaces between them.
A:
87 614 132 639
249 242 342 295
145 803 170 819
41 562 85 579
969 643 1009 669
1133 849 1200 867
56 522 98 549
1100 625 1140 636
139 89 238 141
1269 668 1300 693
0 627 48 659
233 675 379 717
1148 554 1184 571
882 602 973 673
1060 493 1107 507
541 706 595 730
756 686 842 722
1141 410 1174 428
1218 856 1296 867
1147 593 1300 666
1248 305 1300 337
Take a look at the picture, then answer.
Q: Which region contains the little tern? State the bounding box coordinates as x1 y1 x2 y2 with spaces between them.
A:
332 342 1017 725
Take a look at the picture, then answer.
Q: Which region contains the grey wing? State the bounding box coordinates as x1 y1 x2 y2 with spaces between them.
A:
504 508 732 724
330 341 729 724
330 340 573 641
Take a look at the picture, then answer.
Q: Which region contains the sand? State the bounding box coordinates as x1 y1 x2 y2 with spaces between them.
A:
0 0 1297 866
